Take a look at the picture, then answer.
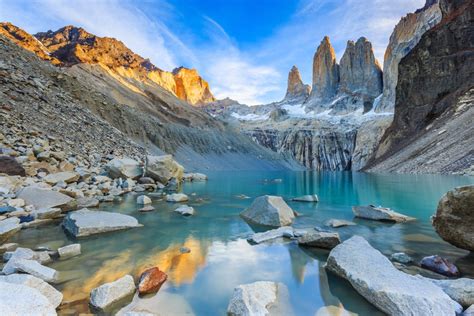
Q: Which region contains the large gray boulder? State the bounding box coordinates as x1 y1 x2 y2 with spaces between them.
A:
352 205 415 222
325 236 462 315
0 217 21 243
432 185 474 251
0 273 63 308
227 281 293 316
145 155 184 184
426 277 474 308
90 275 135 311
62 209 142 237
106 157 142 180
17 187 74 210
0 282 56 315
240 196 295 227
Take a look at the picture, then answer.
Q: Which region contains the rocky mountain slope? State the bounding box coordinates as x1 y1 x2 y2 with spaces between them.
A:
375 0 442 112
0 28 297 171
1 23 215 105
367 0 474 175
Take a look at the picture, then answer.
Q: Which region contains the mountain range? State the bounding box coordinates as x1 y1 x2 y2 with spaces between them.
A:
0 0 472 175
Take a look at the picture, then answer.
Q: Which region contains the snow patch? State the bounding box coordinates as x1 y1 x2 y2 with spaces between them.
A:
231 112 270 121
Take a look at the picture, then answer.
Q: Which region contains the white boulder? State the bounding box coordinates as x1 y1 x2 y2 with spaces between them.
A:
107 158 142 180
240 196 295 227
90 275 136 311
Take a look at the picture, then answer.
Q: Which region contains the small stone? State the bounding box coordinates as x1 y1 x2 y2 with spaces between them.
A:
352 205 415 222
32 208 61 220
166 193 189 203
174 205 194 216
137 267 168 295
136 195 151 205
58 244 81 259
390 252 413 264
138 205 155 212
327 219 356 228
248 227 294 244
420 255 460 277
76 196 100 208
44 171 80 185
0 217 21 243
7 198 25 208
292 194 319 202
179 247 191 254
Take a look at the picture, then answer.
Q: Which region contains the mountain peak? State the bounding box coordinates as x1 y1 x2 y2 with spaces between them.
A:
309 36 339 101
284 65 311 102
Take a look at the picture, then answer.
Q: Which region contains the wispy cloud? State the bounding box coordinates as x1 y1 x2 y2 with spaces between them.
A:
0 0 426 105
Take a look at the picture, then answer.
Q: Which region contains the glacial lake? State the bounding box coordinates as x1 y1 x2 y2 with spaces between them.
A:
10 171 474 315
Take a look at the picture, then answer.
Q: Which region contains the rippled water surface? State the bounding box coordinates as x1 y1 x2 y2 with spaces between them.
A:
11 171 474 315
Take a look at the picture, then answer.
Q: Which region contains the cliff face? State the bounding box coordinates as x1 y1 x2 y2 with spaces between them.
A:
283 65 311 102
339 37 383 99
375 0 442 112
2 24 215 105
309 36 339 101
368 0 474 175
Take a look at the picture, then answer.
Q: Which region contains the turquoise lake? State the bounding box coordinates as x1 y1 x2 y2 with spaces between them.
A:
10 171 474 315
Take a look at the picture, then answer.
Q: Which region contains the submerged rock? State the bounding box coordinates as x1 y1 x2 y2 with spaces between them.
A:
137 267 168 295
297 231 341 249
58 244 81 259
432 185 474 251
292 194 319 202
420 255 460 277
352 205 415 222
248 227 294 244
166 193 189 203
0 273 63 308
325 236 462 315
390 252 413 264
90 275 135 311
138 205 155 212
227 281 293 316
0 282 56 315
240 195 295 227
174 205 194 216
62 209 142 237
326 219 356 228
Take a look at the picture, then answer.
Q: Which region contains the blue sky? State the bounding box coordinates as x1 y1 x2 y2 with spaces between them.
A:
0 0 425 104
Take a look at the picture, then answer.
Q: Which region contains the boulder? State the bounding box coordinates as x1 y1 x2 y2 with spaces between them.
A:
326 219 356 228
0 282 56 314
44 171 79 185
145 155 184 184
420 255 460 277
183 173 208 182
432 186 474 251
32 207 61 220
464 305 474 316
137 267 168 295
352 205 415 222
297 231 341 249
174 205 194 216
138 205 155 212
240 196 295 227
292 194 319 202
58 244 81 259
325 236 462 315
136 195 151 205
166 193 189 203
0 217 21 243
248 227 294 244
107 158 142 180
426 277 474 308
76 196 100 208
17 187 74 211
15 259 59 283
227 281 293 316
2 247 39 274
90 275 135 311
0 156 25 176
390 252 413 264
62 209 142 237
0 273 62 308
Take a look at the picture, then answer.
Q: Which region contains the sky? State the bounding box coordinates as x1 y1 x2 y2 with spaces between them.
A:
0 0 426 105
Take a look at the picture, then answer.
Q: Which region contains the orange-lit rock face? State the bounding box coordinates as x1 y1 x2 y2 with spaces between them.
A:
173 67 216 105
310 36 339 101
284 65 311 101
0 22 61 65
2 24 215 105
